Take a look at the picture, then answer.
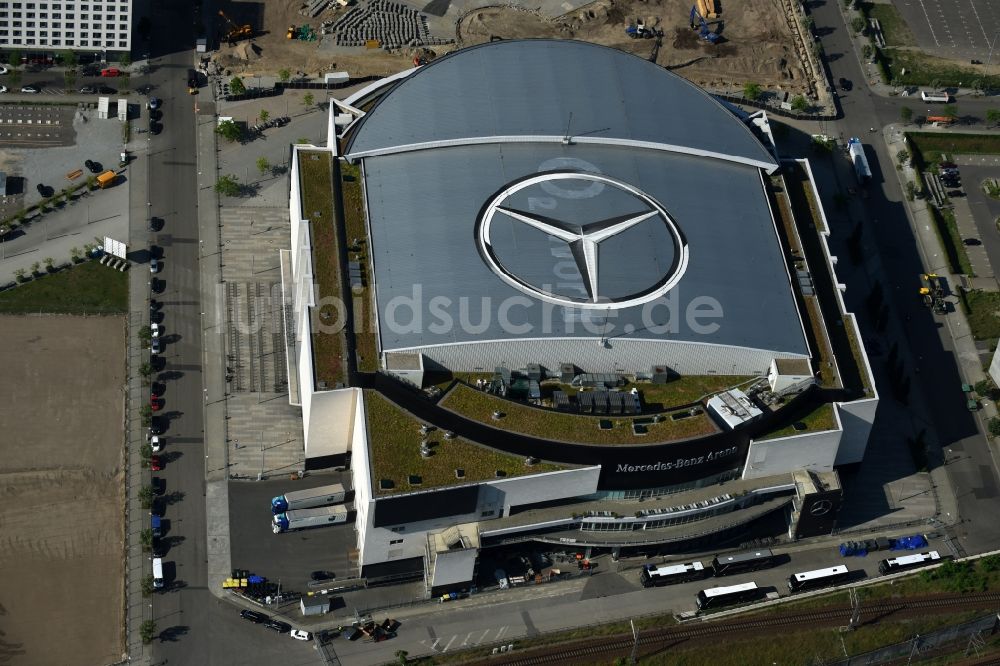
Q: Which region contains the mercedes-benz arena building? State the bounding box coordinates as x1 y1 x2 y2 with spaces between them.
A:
342 39 809 377
285 39 878 582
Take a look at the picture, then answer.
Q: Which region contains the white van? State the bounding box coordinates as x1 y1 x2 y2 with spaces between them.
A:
152 557 164 589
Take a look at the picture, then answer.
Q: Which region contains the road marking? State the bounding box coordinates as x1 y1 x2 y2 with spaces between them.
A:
966 0 990 45
915 0 940 45
442 635 458 652
495 626 509 640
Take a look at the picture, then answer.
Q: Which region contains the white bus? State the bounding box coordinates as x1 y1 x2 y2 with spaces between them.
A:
788 565 851 592
152 557 165 589
640 561 707 588
920 91 951 103
878 551 943 575
696 581 761 609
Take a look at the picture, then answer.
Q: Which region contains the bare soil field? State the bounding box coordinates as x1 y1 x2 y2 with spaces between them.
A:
213 0 812 92
0 315 125 666
457 0 811 92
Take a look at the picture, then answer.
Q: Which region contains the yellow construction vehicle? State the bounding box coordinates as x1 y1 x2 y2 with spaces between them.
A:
218 10 253 45
286 25 297 39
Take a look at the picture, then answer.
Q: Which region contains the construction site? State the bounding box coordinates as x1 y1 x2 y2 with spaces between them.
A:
210 0 819 96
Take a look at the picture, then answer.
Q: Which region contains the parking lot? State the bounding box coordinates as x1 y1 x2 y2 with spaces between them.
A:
228 472 357 595
894 0 1000 58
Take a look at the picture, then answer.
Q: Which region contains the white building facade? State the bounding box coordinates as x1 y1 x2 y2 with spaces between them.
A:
0 0 131 52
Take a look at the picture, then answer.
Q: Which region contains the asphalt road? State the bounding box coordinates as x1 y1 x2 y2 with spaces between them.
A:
144 0 213 660
809 0 1000 554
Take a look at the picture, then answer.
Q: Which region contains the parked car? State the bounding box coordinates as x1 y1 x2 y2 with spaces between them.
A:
98 85 117 94
150 417 166 435
79 85 97 94
149 216 163 232
150 435 163 453
151 398 162 412
149 97 162 110
0 86 7 93
240 610 269 624
290 629 313 641
100 67 121 77
0 65 7 74
20 85 40 93
84 159 103 174
838 77 852 91
150 257 159 273
151 337 162 354
150 455 163 471
265 620 291 633
152 476 166 495
939 161 958 169
151 323 161 338
82 65 100 76
948 190 965 198
151 278 165 294
963 238 982 246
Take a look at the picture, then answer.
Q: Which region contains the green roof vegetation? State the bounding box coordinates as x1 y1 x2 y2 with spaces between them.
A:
0 260 126 313
340 161 378 373
300 151 345 387
364 390 565 495
440 383 718 445
756 402 837 441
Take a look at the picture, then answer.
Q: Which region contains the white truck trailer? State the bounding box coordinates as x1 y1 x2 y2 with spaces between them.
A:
273 505 349 533
270 483 346 513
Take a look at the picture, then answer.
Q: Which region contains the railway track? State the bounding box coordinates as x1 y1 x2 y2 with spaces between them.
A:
491 592 1000 666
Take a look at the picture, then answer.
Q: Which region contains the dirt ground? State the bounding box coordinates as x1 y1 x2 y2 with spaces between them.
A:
457 0 810 91
213 0 809 91
0 315 126 666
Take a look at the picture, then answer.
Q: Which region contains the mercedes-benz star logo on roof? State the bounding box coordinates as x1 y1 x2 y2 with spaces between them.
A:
476 172 688 309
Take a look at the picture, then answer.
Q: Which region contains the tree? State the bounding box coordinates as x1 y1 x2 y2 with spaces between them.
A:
119 52 132 69
70 246 82 263
790 95 808 112
900 106 913 123
140 442 153 460
64 69 77 89
215 174 241 197
229 76 246 95
140 527 154 550
743 82 762 101
138 325 152 342
259 109 270 123
14 268 27 283
139 361 153 379
30 261 41 276
989 417 1000 438
140 404 152 428
43 257 55 272
987 109 1000 127
256 156 271 175
278 68 291 83
140 574 155 597
896 149 909 166
395 650 409 665
215 119 242 143
303 92 315 109
59 49 78 67
851 16 866 34
861 44 873 60
139 485 154 509
140 620 157 644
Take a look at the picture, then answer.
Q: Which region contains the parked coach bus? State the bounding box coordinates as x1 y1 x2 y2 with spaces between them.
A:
878 551 944 575
788 565 851 593
921 91 951 103
712 549 781 577
640 561 708 588
696 582 762 610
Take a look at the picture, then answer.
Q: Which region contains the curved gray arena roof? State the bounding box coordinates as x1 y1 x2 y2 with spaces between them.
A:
344 39 778 171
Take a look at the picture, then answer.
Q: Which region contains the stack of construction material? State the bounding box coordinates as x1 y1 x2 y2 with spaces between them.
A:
330 0 452 48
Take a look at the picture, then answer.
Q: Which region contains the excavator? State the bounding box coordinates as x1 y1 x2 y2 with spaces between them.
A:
218 10 253 45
